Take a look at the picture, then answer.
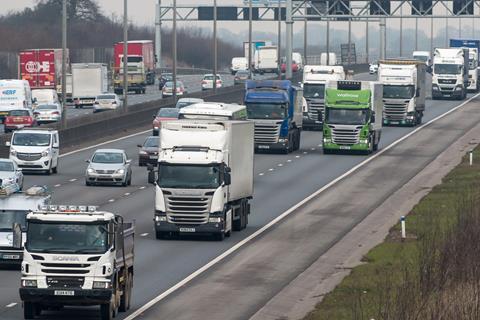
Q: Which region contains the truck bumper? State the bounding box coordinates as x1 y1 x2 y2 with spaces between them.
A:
0 250 23 265
432 86 464 99
19 288 112 305
323 141 370 153
154 214 225 235
383 113 417 126
255 141 289 153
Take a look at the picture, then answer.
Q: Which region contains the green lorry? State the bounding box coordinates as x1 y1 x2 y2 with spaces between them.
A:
322 80 383 154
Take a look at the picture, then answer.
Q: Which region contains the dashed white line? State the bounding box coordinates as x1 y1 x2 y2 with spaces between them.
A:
108 199 115 203
69 178 77 182
287 159 292 163
311 148 316 151
124 192 131 196
6 302 17 308
139 186 146 190
295 155 301 158
268 168 274 171
277 164 283 167
259 173 265 176
303 151 308 154
54 184 61 187
140 233 149 237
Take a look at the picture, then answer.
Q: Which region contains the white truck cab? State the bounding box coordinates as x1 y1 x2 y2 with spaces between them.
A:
178 102 247 120
7 129 59 174
413 51 431 66
432 48 469 100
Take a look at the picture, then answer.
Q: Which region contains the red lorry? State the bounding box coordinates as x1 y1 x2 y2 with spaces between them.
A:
113 40 156 94
19 49 70 98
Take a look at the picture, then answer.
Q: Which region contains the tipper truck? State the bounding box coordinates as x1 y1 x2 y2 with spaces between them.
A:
302 65 346 130
19 205 134 320
113 41 155 94
378 59 426 126
432 48 469 100
148 120 254 241
72 63 108 108
322 80 383 154
0 186 50 266
449 39 480 92
244 80 303 153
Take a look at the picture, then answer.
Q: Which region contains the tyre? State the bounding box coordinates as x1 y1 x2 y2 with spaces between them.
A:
155 231 167 239
85 180 92 186
213 231 225 241
373 133 379 152
23 302 38 319
119 272 132 312
52 164 58 174
127 175 132 186
100 302 114 320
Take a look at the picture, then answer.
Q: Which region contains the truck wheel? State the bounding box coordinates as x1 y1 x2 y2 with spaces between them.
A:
100 302 114 320
213 231 225 241
23 302 38 319
119 271 132 312
52 164 58 174
233 201 248 231
155 231 167 239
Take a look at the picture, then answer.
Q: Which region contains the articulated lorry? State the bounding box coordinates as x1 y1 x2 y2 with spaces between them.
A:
148 120 254 241
323 80 383 154
0 186 50 266
245 80 303 153
19 205 134 320
302 65 345 130
432 48 469 100
378 59 426 126
449 39 480 92
72 63 108 108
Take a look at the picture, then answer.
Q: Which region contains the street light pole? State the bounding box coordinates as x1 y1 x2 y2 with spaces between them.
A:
123 0 128 111
248 0 252 78
172 0 177 101
155 0 162 69
277 0 281 79
213 0 217 92
61 0 67 129
286 0 293 79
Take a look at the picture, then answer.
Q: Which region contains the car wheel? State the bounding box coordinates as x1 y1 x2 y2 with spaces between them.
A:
52 164 58 174
127 174 132 186
85 180 92 186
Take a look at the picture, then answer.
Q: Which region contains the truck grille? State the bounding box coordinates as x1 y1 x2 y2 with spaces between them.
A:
47 276 84 288
330 125 361 145
17 153 42 161
41 262 92 274
165 195 211 225
383 102 408 121
254 123 280 144
307 101 324 122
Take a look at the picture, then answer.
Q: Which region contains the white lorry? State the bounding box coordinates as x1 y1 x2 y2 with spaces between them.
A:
412 51 431 66
378 59 426 126
254 46 279 74
72 63 108 108
0 186 50 266
230 57 249 75
19 205 134 320
467 48 479 92
432 48 469 100
302 65 345 130
148 120 254 241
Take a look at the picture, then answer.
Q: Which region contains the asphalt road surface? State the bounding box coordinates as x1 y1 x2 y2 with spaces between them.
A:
1 72 476 320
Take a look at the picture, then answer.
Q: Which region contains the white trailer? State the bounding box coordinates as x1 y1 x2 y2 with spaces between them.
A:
148 120 254 241
72 63 108 108
378 59 426 126
19 205 134 320
254 46 279 74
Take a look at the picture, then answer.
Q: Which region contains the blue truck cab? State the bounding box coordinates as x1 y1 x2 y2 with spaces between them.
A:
244 80 303 154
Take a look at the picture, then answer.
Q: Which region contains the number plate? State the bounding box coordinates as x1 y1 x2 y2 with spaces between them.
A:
179 227 195 233
150 156 158 160
54 290 75 296
2 254 20 260
390 121 399 125
258 145 270 149
339 146 351 150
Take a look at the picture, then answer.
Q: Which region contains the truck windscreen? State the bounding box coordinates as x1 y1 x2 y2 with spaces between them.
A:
383 85 415 99
434 64 462 75
326 108 369 125
26 222 109 254
303 84 325 99
0 210 27 231
246 103 287 120
413 55 428 62
158 164 221 189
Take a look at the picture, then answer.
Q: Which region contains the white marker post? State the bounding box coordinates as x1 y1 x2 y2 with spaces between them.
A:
469 150 473 166
401 216 406 242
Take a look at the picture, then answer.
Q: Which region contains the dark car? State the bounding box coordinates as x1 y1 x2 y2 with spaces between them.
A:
137 136 160 166
158 73 173 90
234 70 250 85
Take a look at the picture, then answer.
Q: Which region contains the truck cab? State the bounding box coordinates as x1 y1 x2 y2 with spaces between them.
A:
378 59 426 126
432 48 469 100
449 39 480 92
322 80 383 154
302 65 345 130
244 80 303 153
19 205 134 320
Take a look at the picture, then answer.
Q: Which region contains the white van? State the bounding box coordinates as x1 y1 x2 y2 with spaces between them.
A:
7 129 60 175
0 80 33 121
231 57 249 75
292 52 304 70
32 89 60 109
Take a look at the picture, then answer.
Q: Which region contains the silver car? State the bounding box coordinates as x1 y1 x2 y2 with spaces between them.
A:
85 149 132 186
94 94 123 113
33 104 62 124
0 159 24 192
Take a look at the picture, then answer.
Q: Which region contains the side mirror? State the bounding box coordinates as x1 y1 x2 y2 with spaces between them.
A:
137 144 143 148
224 172 231 186
148 170 156 185
126 159 131 164
85 159 90 163
416 88 420 97
5 141 10 147
12 223 22 249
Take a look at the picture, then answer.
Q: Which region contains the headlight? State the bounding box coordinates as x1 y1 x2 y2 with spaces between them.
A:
21 280 37 288
432 84 439 91
323 138 331 143
455 86 463 91
87 168 95 174
139 150 147 155
361 139 369 144
41 150 49 157
155 215 167 222
10 149 17 156
116 169 125 174
208 217 222 223
93 281 111 289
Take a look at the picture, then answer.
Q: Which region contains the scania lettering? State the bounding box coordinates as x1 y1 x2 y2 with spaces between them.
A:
244 80 303 153
19 206 134 320
378 59 426 126
148 120 254 241
432 48 469 100
323 80 383 154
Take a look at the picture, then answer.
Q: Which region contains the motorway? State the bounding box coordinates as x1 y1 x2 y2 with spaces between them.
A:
0 73 478 319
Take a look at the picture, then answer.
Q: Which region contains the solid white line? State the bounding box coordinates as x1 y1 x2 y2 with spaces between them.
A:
140 233 149 237
69 178 77 182
5 302 17 308
124 93 480 320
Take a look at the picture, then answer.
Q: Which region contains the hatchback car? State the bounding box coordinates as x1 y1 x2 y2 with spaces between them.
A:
85 149 132 186
33 104 62 124
162 81 186 98
152 107 179 136
4 110 36 133
158 73 173 90
94 94 122 113
201 74 223 90
176 98 204 109
234 70 251 85
0 159 23 192
137 136 159 166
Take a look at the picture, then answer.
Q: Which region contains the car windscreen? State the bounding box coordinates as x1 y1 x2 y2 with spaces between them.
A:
144 137 159 148
0 161 14 171
204 75 220 80
246 103 288 120
157 108 178 118
158 164 221 189
303 83 325 99
8 110 30 116
92 152 124 164
12 133 51 146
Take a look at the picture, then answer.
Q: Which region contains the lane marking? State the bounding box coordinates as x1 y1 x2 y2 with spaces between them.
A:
124 192 131 196
6 302 17 308
69 178 77 182
139 186 146 190
54 184 61 187
124 92 480 320
303 151 308 154
140 233 149 237
108 199 115 203
295 155 300 158
287 159 292 162
258 173 265 176
268 168 274 171
277 164 283 167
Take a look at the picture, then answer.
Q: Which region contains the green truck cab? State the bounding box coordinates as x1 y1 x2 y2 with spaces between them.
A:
322 80 383 154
